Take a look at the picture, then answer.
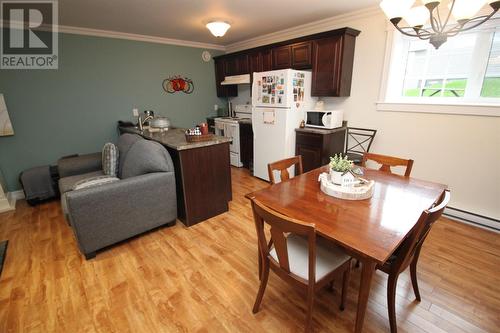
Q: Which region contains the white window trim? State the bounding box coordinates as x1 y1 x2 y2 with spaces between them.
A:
377 23 500 117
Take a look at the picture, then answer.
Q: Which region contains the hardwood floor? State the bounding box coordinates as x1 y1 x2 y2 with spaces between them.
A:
0 168 498 332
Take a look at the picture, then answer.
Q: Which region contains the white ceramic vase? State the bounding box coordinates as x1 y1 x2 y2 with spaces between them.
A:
329 169 343 185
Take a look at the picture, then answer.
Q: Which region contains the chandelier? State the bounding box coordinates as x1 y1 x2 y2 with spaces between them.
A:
380 0 500 49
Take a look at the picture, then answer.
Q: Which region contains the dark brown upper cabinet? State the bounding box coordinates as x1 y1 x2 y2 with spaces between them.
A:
213 27 360 97
311 34 357 97
272 45 292 69
291 42 312 69
214 58 237 98
224 56 239 76
236 54 249 75
261 49 272 71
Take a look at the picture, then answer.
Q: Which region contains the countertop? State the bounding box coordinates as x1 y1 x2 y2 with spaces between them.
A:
120 127 232 151
295 126 347 135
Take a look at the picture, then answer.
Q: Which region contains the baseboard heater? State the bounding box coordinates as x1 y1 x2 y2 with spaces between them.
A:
444 206 500 233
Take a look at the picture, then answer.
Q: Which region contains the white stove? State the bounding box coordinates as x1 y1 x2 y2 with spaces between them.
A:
215 105 252 167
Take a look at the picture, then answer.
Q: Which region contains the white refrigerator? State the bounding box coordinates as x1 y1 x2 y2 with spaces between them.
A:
252 69 316 181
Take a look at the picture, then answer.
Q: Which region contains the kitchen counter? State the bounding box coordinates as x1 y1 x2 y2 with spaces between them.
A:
120 127 232 151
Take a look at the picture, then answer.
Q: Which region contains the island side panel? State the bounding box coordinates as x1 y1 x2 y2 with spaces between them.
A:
178 142 232 226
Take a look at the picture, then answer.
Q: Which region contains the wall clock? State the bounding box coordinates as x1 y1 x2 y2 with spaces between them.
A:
202 50 211 62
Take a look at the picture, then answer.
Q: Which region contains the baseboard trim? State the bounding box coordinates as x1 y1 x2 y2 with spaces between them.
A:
444 207 499 233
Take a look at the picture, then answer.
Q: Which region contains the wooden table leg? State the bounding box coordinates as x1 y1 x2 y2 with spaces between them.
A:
355 260 377 333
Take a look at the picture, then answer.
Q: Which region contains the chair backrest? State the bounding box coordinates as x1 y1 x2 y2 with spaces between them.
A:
362 152 414 177
392 190 450 273
267 156 304 185
251 198 316 284
346 127 377 155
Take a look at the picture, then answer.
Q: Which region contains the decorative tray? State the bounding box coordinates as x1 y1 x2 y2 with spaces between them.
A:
185 133 214 142
318 172 374 201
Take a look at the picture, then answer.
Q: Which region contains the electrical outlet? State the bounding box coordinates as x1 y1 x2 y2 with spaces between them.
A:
132 108 139 117
214 104 219 111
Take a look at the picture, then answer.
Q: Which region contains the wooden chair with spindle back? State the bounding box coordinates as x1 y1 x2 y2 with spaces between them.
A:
251 198 352 333
267 156 303 185
361 152 414 177
378 190 450 333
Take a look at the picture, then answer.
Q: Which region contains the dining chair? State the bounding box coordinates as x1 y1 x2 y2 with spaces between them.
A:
361 152 414 177
378 189 450 333
345 127 377 165
251 198 352 333
267 155 303 185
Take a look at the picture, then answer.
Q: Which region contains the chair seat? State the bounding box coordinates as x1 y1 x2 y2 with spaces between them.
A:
346 152 363 164
270 234 350 282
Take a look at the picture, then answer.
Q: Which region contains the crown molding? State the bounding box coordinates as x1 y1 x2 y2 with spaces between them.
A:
0 20 226 51
58 25 227 51
225 5 381 53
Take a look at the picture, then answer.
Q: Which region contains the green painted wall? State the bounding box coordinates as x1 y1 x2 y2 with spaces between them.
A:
0 33 225 191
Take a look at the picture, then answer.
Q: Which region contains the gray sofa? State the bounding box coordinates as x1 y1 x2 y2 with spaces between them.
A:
58 134 177 259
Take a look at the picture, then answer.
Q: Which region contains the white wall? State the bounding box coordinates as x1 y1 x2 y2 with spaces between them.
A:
321 13 500 219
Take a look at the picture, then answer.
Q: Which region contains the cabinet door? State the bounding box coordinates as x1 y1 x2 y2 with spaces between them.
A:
225 56 239 76
272 45 292 69
237 54 249 74
291 42 312 69
261 49 272 71
214 58 237 97
311 36 343 96
296 144 322 173
249 52 262 74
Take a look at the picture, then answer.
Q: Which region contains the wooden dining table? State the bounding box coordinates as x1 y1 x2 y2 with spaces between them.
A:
246 165 447 332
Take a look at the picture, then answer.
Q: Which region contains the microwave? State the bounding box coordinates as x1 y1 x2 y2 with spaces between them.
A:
305 110 343 129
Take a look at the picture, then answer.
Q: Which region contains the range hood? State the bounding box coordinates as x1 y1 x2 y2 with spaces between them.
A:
221 74 250 85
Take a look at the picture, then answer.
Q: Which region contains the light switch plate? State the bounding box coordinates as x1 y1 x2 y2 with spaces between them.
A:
132 108 139 117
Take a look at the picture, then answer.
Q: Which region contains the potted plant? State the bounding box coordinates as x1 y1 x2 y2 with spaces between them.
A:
329 154 354 185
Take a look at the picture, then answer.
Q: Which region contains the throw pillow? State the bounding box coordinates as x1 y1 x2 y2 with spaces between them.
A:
102 142 119 176
73 176 120 191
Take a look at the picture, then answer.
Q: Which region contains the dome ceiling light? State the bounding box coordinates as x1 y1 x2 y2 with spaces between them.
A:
380 0 500 49
206 21 231 37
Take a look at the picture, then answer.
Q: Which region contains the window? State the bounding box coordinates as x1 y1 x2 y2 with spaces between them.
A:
379 19 500 116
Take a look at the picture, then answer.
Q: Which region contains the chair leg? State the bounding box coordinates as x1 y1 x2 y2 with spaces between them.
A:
340 261 351 311
252 259 270 313
257 248 262 281
305 286 315 333
387 274 399 333
410 258 421 302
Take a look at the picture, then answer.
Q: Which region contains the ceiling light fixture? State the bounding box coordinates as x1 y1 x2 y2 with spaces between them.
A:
206 21 231 37
380 0 500 49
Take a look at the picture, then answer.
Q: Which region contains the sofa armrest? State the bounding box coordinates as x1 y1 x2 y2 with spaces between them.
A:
58 152 102 178
65 172 176 255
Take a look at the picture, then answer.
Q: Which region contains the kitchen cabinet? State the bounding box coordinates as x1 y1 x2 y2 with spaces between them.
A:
272 45 292 69
311 34 357 96
261 49 272 71
291 42 312 69
214 58 237 98
295 127 347 172
213 27 360 98
240 122 253 170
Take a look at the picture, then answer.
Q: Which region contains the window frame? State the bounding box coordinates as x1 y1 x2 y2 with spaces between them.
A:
377 22 500 117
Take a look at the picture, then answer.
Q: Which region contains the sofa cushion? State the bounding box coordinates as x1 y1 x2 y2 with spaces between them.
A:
58 170 104 194
121 139 171 179
74 176 120 191
116 133 142 178
102 143 119 176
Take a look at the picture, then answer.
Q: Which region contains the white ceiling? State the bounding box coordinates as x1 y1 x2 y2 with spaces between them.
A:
59 0 380 46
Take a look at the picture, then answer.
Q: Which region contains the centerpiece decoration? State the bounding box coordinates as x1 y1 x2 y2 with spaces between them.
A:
329 154 354 186
319 154 375 200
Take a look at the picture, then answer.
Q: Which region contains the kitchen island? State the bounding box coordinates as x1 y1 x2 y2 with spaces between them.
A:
120 127 232 227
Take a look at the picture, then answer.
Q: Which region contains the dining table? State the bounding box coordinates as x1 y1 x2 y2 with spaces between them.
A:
246 165 447 332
